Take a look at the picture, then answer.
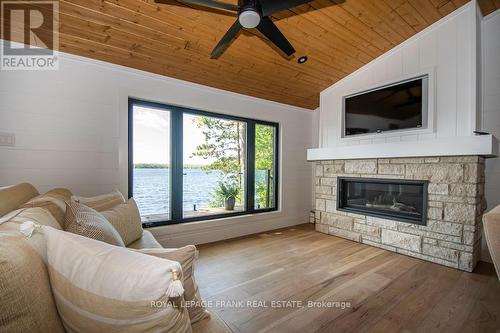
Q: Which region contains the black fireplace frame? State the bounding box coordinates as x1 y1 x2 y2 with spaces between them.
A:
337 177 428 225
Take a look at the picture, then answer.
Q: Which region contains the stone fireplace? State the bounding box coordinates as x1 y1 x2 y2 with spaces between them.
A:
313 156 486 272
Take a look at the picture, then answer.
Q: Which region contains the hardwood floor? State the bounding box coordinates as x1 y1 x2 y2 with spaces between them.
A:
194 224 500 333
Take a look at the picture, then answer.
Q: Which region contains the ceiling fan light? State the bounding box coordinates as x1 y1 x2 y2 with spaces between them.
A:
239 10 260 28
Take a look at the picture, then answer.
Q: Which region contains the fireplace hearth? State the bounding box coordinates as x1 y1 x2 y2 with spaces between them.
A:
337 177 428 225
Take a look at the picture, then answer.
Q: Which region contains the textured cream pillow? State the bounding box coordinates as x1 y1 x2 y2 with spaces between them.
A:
136 246 210 324
101 198 143 246
71 189 126 212
36 226 192 333
64 201 125 247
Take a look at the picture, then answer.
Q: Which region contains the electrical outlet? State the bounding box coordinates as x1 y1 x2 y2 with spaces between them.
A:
0 132 16 147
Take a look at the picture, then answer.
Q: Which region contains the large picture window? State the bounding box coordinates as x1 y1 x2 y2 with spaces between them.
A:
128 98 279 227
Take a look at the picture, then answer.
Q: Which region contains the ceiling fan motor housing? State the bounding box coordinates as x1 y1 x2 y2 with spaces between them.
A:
160 0 311 57
238 0 261 28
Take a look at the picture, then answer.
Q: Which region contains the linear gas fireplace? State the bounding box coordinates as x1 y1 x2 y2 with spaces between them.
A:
337 177 428 225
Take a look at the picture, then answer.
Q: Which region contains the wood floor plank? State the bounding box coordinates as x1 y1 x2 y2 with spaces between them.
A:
232 251 396 332
195 224 500 333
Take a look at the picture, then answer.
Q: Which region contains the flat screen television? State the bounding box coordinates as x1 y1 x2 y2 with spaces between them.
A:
343 76 428 137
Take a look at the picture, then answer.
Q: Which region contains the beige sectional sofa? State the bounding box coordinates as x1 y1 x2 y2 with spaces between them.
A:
0 183 229 333
484 205 500 281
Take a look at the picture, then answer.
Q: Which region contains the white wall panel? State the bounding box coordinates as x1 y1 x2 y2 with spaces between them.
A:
318 3 477 148
0 45 315 246
482 10 500 215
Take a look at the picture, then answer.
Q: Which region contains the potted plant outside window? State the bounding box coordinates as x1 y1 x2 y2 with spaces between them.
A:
216 182 239 211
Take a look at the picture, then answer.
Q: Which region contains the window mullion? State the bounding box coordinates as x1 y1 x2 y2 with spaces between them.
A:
247 121 256 213
171 109 184 222
127 101 134 199
273 124 279 210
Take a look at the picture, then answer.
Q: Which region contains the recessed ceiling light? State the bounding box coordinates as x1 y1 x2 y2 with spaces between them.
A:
298 56 308 64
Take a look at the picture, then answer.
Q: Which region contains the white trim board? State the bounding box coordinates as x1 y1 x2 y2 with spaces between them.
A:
149 210 306 247
337 69 436 143
307 135 498 161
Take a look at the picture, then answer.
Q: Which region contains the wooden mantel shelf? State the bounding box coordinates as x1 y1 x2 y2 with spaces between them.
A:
307 135 499 161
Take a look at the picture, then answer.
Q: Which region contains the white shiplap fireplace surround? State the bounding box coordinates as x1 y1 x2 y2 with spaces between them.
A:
307 2 499 272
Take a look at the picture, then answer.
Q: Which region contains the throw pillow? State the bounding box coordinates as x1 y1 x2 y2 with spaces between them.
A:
20 188 72 227
0 207 63 263
71 189 126 212
64 201 125 247
32 225 192 333
135 246 210 324
0 234 65 333
101 198 143 246
0 183 39 218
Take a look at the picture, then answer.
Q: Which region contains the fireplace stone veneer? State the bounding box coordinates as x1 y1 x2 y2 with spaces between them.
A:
313 156 486 272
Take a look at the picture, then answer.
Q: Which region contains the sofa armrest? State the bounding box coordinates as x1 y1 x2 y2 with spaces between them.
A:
127 230 163 249
483 206 500 281
0 183 39 218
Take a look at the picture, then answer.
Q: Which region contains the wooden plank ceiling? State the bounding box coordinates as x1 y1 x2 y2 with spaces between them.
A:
7 0 500 109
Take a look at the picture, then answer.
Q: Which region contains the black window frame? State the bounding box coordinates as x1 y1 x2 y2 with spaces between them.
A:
128 98 280 227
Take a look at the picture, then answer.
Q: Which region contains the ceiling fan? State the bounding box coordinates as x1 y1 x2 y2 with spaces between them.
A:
155 0 324 59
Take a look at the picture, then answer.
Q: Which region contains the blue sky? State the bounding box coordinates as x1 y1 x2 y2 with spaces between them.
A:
132 105 212 165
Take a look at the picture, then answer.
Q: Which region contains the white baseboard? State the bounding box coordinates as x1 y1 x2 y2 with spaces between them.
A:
148 211 309 247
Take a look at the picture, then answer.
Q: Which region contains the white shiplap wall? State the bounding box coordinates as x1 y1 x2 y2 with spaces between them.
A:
0 48 315 246
482 10 500 211
318 3 479 148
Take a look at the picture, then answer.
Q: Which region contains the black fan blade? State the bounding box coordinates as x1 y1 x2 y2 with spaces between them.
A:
211 20 242 58
156 0 238 12
259 0 315 16
256 17 295 56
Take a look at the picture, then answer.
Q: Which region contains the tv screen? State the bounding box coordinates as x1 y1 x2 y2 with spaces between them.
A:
344 77 426 137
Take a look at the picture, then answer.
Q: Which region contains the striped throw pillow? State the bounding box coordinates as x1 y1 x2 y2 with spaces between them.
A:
71 189 126 212
101 198 143 246
41 227 192 333
135 246 210 324
64 201 125 247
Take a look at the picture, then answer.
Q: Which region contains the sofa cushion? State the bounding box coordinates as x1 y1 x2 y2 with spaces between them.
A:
128 230 163 249
484 206 500 281
0 183 39 218
487 204 500 216
20 188 72 227
0 207 62 263
0 234 65 333
42 226 192 333
101 198 143 246
136 246 210 324
71 189 126 212
64 201 125 247
0 207 62 231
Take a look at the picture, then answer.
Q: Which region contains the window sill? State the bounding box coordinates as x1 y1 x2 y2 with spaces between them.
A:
144 208 281 231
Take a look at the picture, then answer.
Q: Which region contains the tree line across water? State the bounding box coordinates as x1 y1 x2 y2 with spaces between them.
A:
134 163 204 169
